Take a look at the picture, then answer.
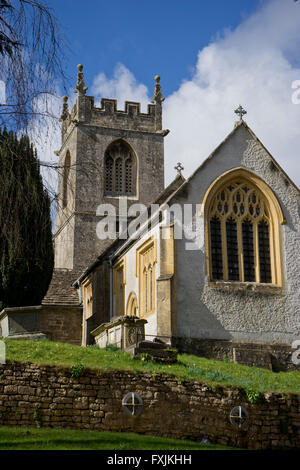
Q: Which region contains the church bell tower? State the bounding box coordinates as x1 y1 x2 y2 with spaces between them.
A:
54 66 169 273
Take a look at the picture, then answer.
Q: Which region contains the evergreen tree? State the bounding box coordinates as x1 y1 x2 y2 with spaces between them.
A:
0 128 54 309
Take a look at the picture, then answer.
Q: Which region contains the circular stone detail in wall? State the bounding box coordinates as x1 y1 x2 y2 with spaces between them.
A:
127 327 136 346
229 406 249 428
122 392 143 416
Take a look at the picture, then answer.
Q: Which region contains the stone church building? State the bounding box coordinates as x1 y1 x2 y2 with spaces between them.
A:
1 65 299 370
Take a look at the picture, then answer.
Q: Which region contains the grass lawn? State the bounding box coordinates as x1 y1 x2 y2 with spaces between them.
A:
0 426 234 450
2 338 300 395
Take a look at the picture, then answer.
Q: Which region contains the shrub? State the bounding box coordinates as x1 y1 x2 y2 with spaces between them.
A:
245 389 264 404
70 362 85 379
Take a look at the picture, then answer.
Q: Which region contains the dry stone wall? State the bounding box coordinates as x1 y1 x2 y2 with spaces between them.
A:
0 361 299 450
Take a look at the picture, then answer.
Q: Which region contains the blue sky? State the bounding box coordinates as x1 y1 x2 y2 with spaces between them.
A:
50 0 262 97
42 0 300 192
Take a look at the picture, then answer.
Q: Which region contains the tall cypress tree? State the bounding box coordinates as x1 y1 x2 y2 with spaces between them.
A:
0 128 54 309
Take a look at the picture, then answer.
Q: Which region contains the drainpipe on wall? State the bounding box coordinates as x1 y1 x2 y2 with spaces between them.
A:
109 258 113 321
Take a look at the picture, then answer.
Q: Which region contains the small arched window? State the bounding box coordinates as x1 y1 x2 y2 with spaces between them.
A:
62 151 71 208
113 259 126 317
104 140 136 197
141 264 156 315
126 292 138 317
204 169 284 286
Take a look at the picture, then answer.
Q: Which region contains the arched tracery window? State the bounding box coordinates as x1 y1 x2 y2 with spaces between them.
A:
136 238 157 318
62 151 71 208
142 263 155 315
205 169 283 286
104 140 136 196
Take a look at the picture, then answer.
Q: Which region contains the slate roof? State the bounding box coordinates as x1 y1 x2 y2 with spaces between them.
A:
42 269 81 306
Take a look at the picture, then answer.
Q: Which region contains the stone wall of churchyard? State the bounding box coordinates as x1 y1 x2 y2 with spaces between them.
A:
38 307 82 345
175 338 300 372
0 361 299 450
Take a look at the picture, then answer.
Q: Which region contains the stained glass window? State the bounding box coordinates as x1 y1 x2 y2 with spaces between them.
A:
226 218 239 280
258 221 271 283
208 178 273 283
242 219 255 282
210 216 223 280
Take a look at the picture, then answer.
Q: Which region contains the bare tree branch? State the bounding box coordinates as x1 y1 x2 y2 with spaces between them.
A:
0 0 67 131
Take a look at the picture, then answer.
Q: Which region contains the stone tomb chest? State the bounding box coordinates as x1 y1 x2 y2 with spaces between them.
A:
91 316 147 351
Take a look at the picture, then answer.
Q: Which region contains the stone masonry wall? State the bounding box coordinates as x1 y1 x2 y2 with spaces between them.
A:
38 307 82 345
0 307 82 346
175 338 300 372
0 362 299 450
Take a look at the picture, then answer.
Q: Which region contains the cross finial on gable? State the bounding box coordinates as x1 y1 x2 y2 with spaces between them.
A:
234 105 247 121
175 162 184 175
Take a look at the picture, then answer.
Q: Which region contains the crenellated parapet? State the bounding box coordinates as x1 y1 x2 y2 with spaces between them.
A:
59 65 169 146
90 97 159 133
98 98 156 117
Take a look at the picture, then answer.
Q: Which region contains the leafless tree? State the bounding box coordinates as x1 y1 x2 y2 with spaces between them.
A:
0 0 67 131
0 3 104 233
0 0 70 232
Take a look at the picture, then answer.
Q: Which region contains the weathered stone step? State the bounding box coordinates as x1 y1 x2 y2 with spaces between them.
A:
133 341 178 364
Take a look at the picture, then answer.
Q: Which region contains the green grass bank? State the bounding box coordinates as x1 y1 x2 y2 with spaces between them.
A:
2 338 300 395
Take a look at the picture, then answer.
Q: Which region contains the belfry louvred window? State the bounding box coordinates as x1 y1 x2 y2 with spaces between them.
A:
104 140 136 196
208 177 275 284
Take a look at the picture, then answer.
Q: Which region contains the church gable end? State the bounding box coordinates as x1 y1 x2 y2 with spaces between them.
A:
171 119 299 352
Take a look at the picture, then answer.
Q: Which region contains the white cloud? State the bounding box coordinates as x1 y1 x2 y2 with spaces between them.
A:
91 63 150 112
33 0 300 231
0 81 5 104
163 0 300 187
26 92 65 228
29 95 61 179
83 0 300 187
28 89 76 190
